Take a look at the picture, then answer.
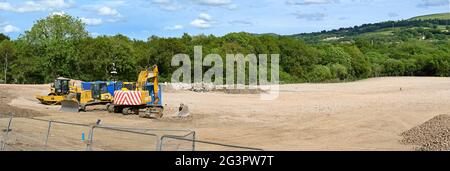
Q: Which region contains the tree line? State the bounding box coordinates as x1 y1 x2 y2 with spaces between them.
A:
0 14 449 84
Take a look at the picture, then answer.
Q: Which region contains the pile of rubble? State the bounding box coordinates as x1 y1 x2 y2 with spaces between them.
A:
163 82 266 94
400 114 450 151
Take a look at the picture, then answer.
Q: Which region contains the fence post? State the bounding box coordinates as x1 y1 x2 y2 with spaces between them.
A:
155 135 162 151
192 132 196 151
1 113 13 151
85 126 95 151
44 120 53 149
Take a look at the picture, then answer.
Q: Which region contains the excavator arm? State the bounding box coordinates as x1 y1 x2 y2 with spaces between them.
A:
151 65 159 102
135 65 159 105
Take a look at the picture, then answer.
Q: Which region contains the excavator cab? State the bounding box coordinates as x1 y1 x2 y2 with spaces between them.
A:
53 78 70 96
122 82 136 91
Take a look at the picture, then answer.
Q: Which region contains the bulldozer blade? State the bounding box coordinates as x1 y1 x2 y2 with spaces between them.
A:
60 100 80 113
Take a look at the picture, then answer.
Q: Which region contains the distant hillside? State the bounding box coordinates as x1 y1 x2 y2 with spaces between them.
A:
252 33 281 37
409 13 450 20
290 13 450 44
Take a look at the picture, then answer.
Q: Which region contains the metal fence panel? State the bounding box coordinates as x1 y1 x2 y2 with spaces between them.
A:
2 118 48 151
161 136 263 151
0 115 9 142
43 121 92 151
160 132 195 151
0 113 13 151
1 114 263 151
89 126 159 151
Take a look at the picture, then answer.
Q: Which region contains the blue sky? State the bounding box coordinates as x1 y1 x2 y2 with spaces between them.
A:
0 0 449 40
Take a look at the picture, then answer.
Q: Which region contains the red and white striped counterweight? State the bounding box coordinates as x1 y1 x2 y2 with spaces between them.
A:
113 91 142 105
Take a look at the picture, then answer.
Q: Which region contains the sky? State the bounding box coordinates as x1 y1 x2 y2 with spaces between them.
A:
0 0 449 40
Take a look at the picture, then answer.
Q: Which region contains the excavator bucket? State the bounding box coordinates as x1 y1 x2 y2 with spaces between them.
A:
176 103 190 117
60 100 80 113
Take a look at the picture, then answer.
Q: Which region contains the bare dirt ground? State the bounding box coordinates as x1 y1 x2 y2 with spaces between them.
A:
1 77 450 151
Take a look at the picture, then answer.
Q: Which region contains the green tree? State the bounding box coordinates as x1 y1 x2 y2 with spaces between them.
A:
322 46 352 68
19 13 88 83
0 40 15 83
329 63 349 80
76 35 138 81
0 33 10 42
384 59 405 76
423 56 450 76
306 65 332 82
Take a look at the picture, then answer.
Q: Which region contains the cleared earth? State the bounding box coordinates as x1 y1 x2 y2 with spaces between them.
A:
1 77 450 151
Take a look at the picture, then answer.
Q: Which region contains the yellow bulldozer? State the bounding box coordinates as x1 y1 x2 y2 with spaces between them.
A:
36 77 82 105
60 81 115 112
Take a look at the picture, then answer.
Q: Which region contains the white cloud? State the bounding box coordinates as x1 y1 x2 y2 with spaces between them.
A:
1 25 20 33
151 0 236 11
199 13 212 21
79 5 124 23
417 0 450 8
152 0 171 4
190 19 212 29
293 12 326 21
164 25 184 30
98 6 121 17
190 13 217 29
0 1 42 13
229 19 253 26
0 2 15 11
190 13 216 29
151 0 183 11
0 0 74 13
193 0 237 10
106 18 125 23
51 11 66 16
195 0 232 6
80 17 103 26
388 12 399 18
104 0 127 6
286 0 340 6
40 0 74 9
161 4 183 11
227 4 238 10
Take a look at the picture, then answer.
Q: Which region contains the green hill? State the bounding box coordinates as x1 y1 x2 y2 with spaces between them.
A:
289 13 450 44
409 13 450 20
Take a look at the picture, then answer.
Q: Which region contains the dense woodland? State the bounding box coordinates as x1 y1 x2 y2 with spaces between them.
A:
0 14 449 84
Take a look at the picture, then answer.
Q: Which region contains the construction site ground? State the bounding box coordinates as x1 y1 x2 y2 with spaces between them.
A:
1 77 450 151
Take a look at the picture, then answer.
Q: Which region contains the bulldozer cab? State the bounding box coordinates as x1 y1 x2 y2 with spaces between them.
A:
92 82 108 100
54 78 70 95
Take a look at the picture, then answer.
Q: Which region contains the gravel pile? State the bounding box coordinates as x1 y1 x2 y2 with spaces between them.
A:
400 114 450 151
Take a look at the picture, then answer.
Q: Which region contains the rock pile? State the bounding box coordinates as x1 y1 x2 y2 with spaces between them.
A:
400 114 450 151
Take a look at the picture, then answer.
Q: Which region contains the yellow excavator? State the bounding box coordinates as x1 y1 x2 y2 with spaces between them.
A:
36 77 82 105
106 65 164 118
